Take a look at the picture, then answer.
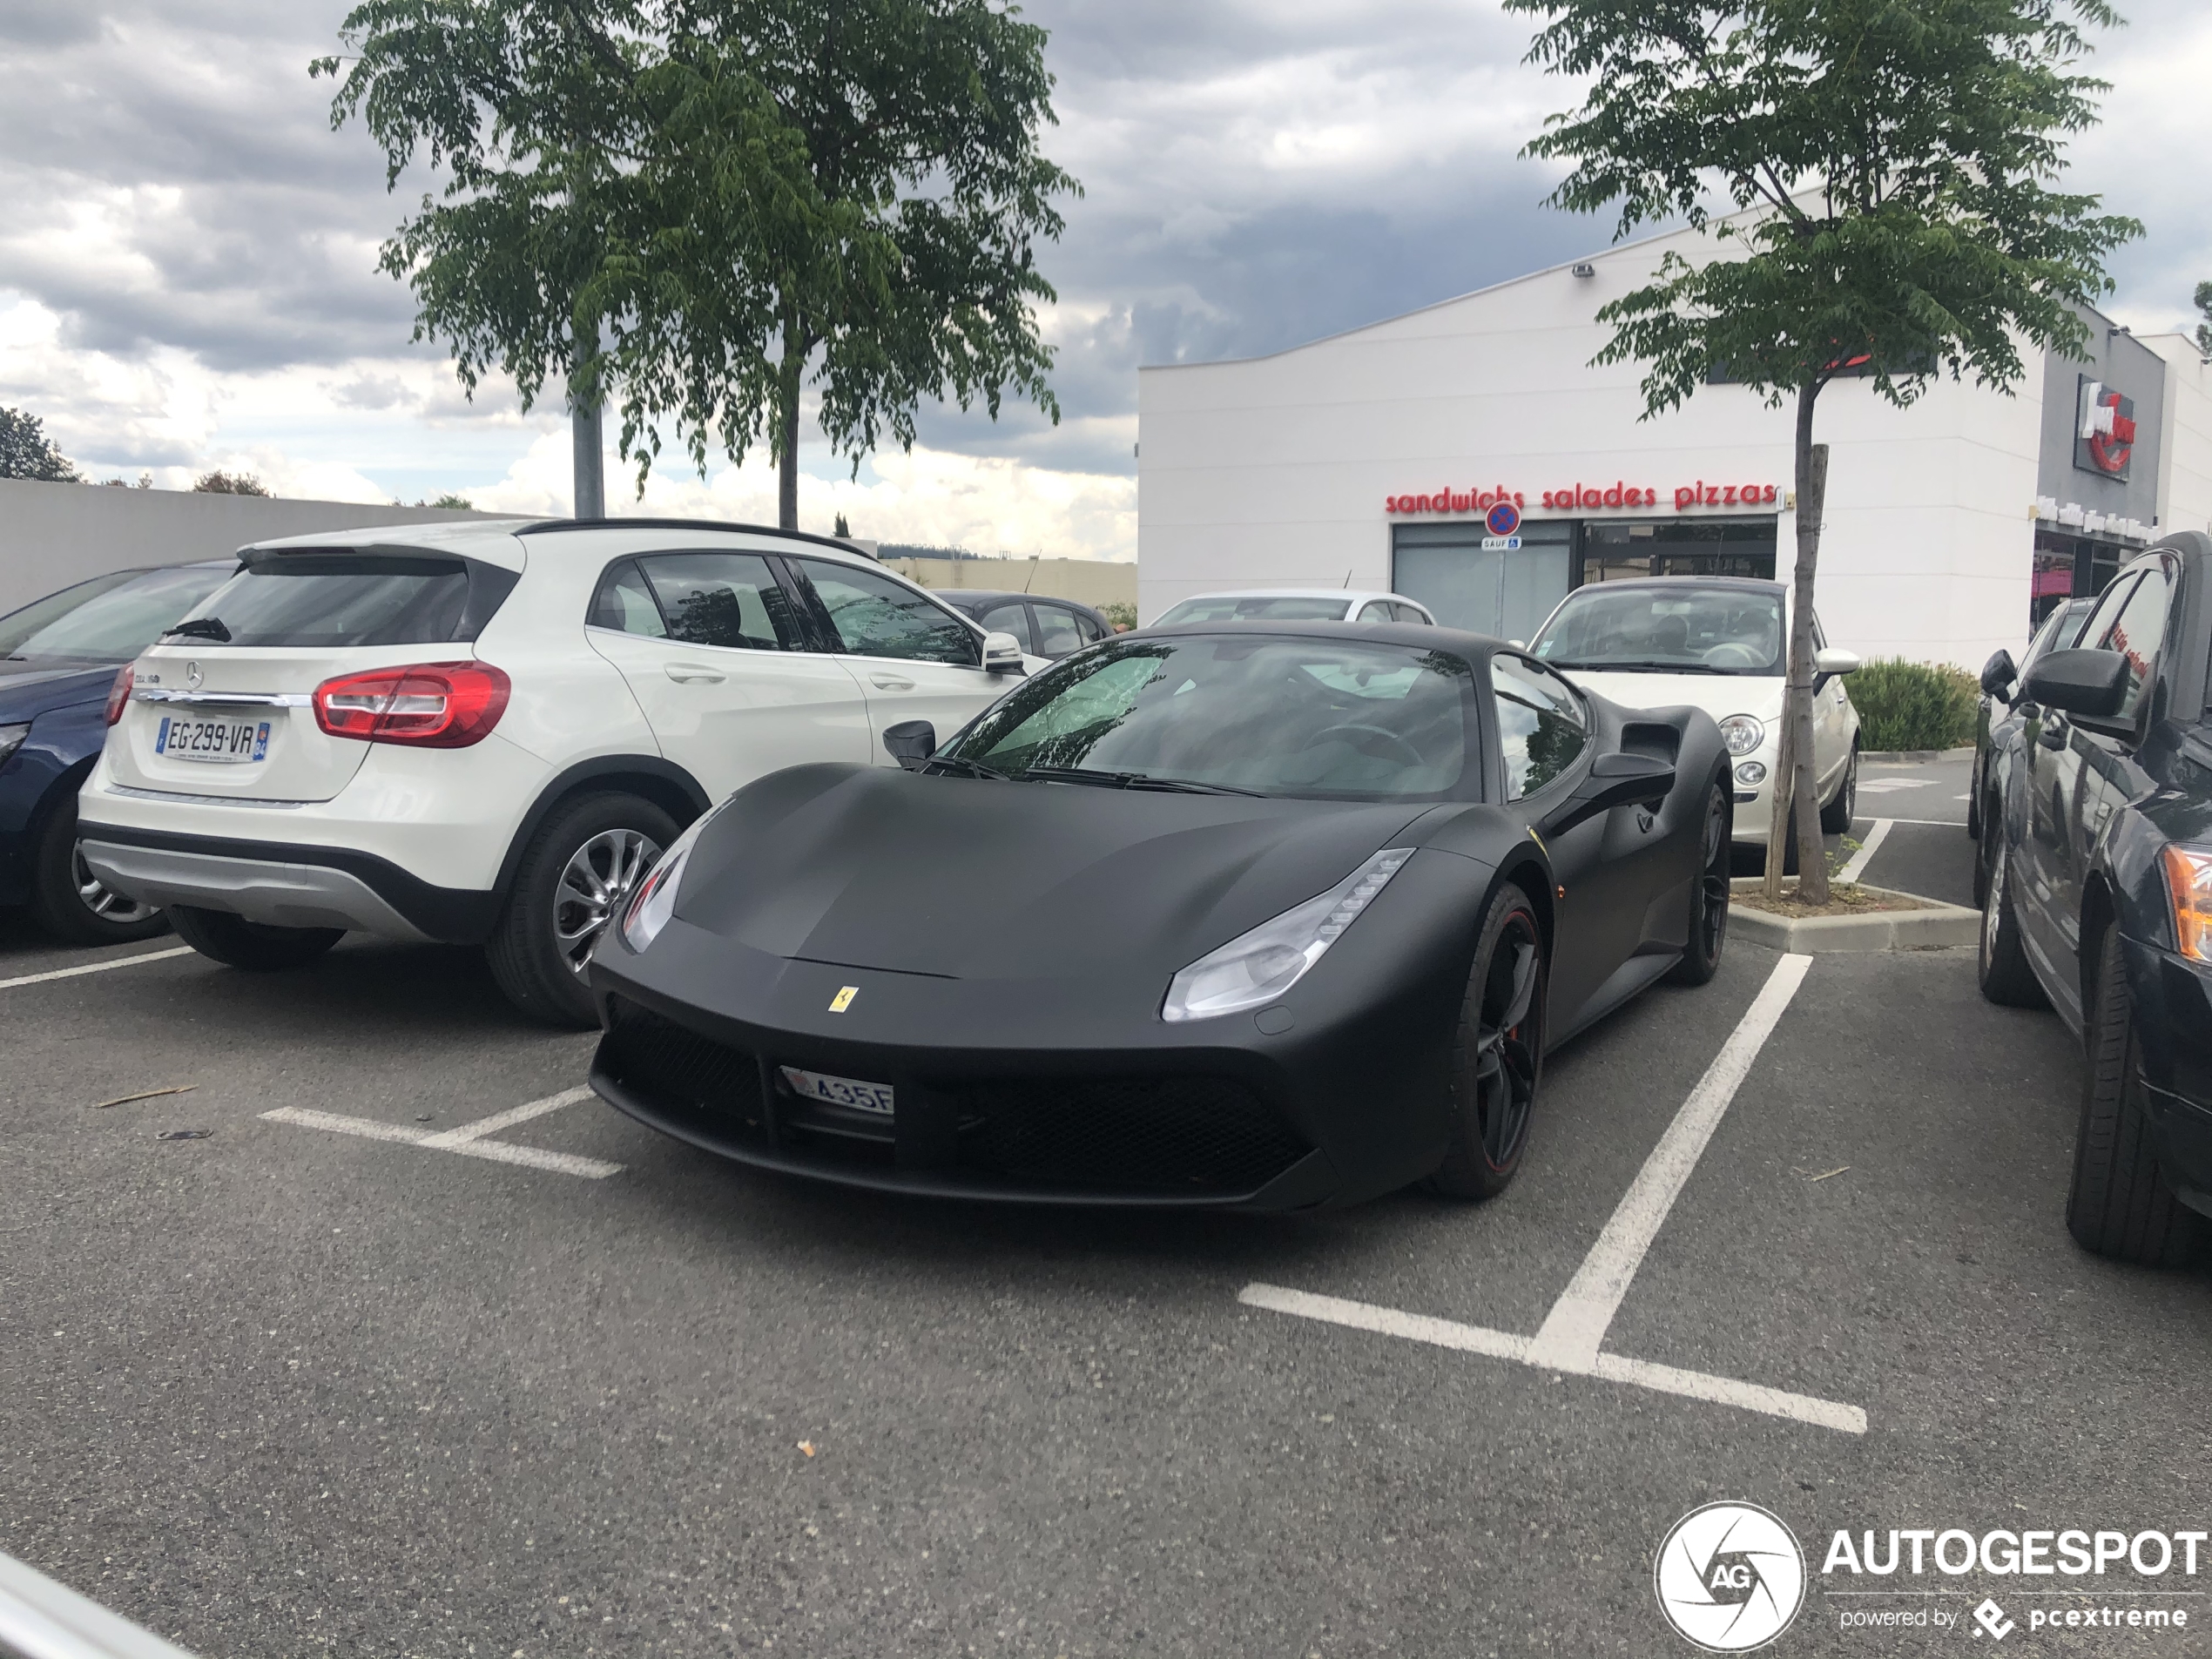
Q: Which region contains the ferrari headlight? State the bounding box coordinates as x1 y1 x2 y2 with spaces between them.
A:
618 809 717 954
1162 848 1413 1022
2164 846 2212 963
1719 714 1764 756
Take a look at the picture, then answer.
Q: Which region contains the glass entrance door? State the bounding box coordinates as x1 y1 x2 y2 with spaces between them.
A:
1393 519 1573 642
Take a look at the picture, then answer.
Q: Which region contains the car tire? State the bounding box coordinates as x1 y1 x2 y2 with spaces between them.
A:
1667 779 1730 987
1966 750 1984 841
487 791 677 1028
1819 743 1858 834
1428 882 1546 1201
2065 921 2202 1266
1976 837 2046 1008
25 793 169 946
168 905 344 970
1971 786 2000 910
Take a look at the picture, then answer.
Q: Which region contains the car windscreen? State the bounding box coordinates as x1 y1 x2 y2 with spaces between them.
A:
941 633 1474 799
1154 596 1352 625
0 565 233 662
172 552 518 648
1529 585 1784 675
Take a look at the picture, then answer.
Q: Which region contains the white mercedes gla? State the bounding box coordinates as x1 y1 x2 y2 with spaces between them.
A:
77 518 1036 1023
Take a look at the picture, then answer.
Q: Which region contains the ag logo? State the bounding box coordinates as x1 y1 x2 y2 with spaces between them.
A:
1654 1501 1805 1651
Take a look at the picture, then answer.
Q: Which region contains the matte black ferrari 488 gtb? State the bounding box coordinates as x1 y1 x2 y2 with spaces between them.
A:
587 623 1733 1210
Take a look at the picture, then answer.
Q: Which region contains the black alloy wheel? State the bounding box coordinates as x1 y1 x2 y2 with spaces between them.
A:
1668 780 1730 987
2066 921 2202 1265
1429 883 1546 1200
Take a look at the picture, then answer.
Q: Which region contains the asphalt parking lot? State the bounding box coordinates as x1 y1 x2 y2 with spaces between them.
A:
5 752 2207 1657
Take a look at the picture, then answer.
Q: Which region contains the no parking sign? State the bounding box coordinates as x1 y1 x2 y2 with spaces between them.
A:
1481 499 1521 550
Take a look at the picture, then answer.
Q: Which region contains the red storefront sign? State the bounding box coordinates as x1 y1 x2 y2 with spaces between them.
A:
1385 479 1779 516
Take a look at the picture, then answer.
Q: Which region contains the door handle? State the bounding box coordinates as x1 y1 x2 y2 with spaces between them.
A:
664 664 726 684
869 675 915 691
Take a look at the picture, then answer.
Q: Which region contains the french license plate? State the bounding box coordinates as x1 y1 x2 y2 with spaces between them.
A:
155 714 272 765
779 1067 894 1116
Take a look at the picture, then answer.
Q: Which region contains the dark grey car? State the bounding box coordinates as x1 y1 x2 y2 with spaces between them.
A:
934 590 1116 660
1968 596 2094 905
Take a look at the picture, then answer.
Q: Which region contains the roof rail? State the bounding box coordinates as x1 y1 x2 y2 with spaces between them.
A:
514 517 878 559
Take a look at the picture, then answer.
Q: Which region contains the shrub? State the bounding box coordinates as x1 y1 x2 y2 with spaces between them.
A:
1848 658 1980 752
1100 600 1136 631
192 469 270 496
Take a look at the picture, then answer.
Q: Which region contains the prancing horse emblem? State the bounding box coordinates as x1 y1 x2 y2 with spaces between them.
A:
828 986 858 1013
185 661 203 689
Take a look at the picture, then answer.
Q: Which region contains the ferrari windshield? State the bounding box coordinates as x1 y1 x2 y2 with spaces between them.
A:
1529 584 1784 675
941 634 1473 799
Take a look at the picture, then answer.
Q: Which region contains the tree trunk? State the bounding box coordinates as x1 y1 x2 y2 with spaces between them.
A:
776 320 806 531
1777 382 1831 903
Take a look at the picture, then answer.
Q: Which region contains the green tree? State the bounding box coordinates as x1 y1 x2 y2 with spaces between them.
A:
320 0 1075 531
2195 280 2212 356
430 491 476 509
192 469 272 496
1505 0 2137 900
0 408 80 482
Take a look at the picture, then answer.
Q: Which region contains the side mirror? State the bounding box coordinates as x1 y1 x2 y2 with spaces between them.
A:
1540 750 1676 838
981 630 1025 674
882 719 937 770
1813 647 1861 675
2020 648 2128 719
1979 648 2019 701
1506 638 1527 651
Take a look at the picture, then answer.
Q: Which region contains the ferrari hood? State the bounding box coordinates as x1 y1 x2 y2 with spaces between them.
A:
1552 669 1782 726
673 763 1433 982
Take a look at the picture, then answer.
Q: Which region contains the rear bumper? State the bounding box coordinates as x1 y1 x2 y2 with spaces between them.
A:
77 826 499 943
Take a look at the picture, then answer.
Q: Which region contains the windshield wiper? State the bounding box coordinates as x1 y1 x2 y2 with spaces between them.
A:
1021 765 1260 796
919 754 1012 781
163 617 231 643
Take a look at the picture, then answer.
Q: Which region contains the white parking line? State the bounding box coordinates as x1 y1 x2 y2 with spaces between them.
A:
1856 778 1935 792
1242 952 1868 1435
1836 819 1893 887
0 947 193 992
262 1087 621 1179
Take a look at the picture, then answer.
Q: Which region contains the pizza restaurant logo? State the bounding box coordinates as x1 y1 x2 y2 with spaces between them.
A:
2077 376 2137 478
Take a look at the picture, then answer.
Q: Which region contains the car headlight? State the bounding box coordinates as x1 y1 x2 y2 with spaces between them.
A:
1735 760 1768 786
1719 714 1765 756
2164 846 2212 964
0 723 28 765
1162 847 1413 1022
618 809 718 954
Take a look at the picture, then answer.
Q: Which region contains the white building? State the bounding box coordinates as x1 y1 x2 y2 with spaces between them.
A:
1136 220 2212 667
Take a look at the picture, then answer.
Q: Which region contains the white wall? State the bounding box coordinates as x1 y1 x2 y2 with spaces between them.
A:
2143 334 2212 538
1136 225 2044 669
0 478 509 614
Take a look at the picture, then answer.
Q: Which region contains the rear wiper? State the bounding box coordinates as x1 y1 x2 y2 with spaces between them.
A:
1022 766 1260 796
163 617 231 643
919 754 1012 781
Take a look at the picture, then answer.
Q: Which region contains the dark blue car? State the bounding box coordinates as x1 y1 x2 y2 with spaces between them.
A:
0 562 233 942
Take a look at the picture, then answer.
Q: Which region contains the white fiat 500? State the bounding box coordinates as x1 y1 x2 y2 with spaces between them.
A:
76 519 1037 1023
1524 576 1862 858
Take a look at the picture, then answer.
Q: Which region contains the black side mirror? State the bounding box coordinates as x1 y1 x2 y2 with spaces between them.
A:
1979 648 2018 702
2020 649 2128 720
1541 750 1677 838
883 719 937 770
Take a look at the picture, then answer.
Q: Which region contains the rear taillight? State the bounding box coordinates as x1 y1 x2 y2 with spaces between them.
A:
311 661 511 748
104 666 133 726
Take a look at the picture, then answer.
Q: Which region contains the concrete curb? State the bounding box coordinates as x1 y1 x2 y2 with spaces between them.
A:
1860 746 1974 764
1728 880 1979 954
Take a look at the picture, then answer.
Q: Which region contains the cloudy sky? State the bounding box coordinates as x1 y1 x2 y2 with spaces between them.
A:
3 0 2208 561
